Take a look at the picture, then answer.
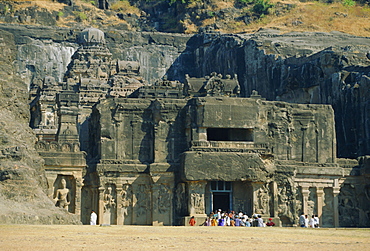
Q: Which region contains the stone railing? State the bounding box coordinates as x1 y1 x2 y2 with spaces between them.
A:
35 141 81 153
190 140 269 154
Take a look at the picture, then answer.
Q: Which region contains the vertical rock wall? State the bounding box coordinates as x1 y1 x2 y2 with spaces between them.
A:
167 30 370 158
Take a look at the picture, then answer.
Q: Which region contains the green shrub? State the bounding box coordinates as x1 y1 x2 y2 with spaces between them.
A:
342 0 356 6
75 12 88 21
253 0 274 16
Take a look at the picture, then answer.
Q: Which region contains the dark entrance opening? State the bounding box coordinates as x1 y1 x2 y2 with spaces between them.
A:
213 192 230 212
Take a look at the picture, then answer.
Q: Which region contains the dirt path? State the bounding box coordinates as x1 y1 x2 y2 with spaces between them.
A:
0 225 369 250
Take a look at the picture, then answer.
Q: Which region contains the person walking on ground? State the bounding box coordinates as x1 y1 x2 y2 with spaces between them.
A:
90 210 97 225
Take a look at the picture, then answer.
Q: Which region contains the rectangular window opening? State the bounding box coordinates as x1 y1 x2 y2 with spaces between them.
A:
207 128 253 142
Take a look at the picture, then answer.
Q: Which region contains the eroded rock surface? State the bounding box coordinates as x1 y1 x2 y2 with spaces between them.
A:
0 29 80 224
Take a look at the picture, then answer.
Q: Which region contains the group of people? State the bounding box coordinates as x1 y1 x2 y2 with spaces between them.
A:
299 213 320 228
189 209 275 227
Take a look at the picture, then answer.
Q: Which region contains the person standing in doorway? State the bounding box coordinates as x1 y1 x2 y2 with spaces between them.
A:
90 210 97 225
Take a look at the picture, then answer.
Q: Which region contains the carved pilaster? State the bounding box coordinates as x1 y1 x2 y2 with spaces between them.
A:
198 127 207 141
316 187 324 220
116 184 123 225
333 181 340 227
301 185 310 215
270 181 278 217
74 176 83 216
98 187 105 224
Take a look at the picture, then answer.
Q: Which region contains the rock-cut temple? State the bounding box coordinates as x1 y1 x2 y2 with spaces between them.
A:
29 28 370 227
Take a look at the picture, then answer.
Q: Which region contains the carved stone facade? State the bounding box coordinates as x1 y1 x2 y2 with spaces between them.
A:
30 28 370 227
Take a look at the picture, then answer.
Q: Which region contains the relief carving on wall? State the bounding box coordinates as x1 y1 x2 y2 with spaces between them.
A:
135 184 150 217
339 184 359 226
103 186 116 213
153 184 172 214
189 182 205 214
277 184 295 223
175 183 187 216
120 183 132 223
255 184 269 215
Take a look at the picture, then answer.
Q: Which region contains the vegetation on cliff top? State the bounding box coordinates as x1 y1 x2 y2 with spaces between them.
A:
0 0 370 36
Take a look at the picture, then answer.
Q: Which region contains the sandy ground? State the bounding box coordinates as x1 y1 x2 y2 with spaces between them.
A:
0 225 369 251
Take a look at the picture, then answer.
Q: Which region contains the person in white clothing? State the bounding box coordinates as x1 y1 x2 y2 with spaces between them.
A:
304 215 309 228
257 215 264 227
314 214 320 228
309 215 315 228
90 210 97 225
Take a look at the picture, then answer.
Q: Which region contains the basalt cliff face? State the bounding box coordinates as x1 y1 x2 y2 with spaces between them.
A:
0 24 369 224
165 29 370 158
0 28 80 224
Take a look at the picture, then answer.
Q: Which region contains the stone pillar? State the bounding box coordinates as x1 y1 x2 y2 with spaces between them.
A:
130 121 138 160
114 120 122 160
301 186 310 214
301 127 307 162
40 105 47 126
153 121 168 163
332 179 340 227
98 187 105 225
316 187 324 220
198 127 207 141
270 181 278 217
74 176 83 216
116 184 123 225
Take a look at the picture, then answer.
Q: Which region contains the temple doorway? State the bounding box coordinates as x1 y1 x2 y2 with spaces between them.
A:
212 192 230 212
210 181 232 212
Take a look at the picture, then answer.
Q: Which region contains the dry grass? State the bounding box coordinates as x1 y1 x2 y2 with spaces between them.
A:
3 0 370 37
10 0 66 12
110 0 141 15
211 0 235 10
184 20 198 34
222 1 370 37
